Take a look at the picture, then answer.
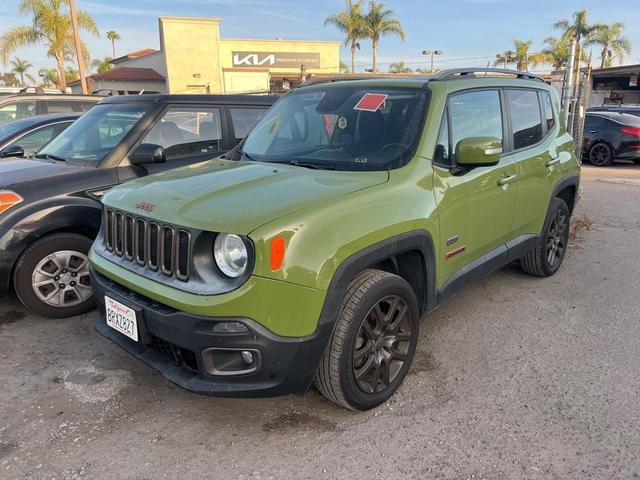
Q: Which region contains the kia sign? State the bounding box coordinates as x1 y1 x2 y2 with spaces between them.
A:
232 51 320 69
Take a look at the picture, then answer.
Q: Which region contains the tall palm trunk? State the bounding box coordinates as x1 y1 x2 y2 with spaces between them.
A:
600 45 608 68
350 41 357 73
372 37 378 73
55 51 67 90
19 72 24 86
111 40 115 58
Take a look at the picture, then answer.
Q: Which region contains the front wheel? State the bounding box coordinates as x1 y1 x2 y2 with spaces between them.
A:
314 269 419 410
520 198 570 277
13 233 95 318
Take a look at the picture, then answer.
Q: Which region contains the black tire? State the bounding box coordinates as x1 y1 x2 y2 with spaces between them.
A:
520 198 570 277
588 142 613 167
314 269 419 411
13 233 95 318
633 159 640 165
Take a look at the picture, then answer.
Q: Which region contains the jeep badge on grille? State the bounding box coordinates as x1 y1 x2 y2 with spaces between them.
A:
136 201 155 213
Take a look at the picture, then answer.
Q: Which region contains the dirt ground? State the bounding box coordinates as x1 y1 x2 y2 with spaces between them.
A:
1 164 639 480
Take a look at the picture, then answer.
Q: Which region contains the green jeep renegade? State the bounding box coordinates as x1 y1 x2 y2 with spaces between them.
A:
90 68 580 410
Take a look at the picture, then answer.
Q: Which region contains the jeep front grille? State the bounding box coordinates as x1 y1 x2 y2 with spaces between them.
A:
103 208 192 281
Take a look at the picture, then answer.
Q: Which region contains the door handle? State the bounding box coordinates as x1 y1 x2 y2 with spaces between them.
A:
589 130 598 133
497 174 517 186
545 157 560 168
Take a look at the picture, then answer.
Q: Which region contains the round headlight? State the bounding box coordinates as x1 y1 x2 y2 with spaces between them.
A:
213 233 248 278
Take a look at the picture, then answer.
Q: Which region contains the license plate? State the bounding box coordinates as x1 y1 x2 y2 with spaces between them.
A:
105 295 138 342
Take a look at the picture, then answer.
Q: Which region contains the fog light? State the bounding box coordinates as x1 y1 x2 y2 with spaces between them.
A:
212 321 248 334
240 350 254 365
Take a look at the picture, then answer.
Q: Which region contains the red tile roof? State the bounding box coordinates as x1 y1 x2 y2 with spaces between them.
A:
111 48 160 64
90 67 165 82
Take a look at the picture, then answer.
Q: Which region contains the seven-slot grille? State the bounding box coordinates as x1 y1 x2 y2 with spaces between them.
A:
104 208 192 281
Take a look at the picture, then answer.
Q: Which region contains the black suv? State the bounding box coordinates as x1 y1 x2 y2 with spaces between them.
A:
0 93 100 125
0 94 276 317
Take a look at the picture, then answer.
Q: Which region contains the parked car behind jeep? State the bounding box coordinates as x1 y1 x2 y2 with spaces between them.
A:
0 94 276 318
0 113 80 159
0 93 99 125
90 69 580 410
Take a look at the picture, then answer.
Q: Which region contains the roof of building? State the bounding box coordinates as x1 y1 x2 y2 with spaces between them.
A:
110 48 160 64
592 64 640 77
73 67 166 84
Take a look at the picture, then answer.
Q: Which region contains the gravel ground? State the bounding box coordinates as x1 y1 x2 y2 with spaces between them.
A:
1 165 639 480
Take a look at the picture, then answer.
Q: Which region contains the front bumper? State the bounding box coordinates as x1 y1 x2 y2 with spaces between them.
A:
91 269 332 397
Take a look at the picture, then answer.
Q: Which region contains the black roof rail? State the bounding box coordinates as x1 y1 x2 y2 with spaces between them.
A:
432 68 545 83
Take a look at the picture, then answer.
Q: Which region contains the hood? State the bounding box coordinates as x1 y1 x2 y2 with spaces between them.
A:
103 159 389 234
0 157 84 189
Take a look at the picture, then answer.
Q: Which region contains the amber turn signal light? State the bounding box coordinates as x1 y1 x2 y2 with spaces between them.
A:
0 191 23 214
270 236 286 271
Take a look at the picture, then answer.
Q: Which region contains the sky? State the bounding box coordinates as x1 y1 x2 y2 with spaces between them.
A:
1 0 639 77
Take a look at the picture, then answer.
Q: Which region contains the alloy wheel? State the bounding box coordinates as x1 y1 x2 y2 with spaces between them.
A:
546 210 568 268
352 295 412 394
31 250 92 307
590 144 611 166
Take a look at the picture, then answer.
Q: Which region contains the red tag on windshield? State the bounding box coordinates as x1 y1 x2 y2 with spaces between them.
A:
354 93 387 112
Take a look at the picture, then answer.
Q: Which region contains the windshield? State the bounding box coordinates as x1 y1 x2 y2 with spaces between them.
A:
239 86 428 171
37 103 148 166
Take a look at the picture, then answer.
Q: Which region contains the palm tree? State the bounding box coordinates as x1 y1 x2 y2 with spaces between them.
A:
512 40 532 71
586 23 631 68
389 61 412 73
9 57 35 86
65 67 78 84
339 60 350 73
362 1 405 73
91 56 113 73
38 67 58 87
0 73 19 87
554 9 604 48
0 0 98 91
106 30 121 58
541 36 571 70
324 1 366 74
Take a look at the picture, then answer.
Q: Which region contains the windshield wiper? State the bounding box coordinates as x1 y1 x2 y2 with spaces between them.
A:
286 160 335 170
35 153 67 162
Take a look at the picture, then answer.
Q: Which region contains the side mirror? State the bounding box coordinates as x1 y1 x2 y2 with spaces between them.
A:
455 137 502 166
130 143 165 165
0 144 25 158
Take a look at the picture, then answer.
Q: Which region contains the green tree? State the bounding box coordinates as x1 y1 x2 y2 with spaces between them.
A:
38 67 58 87
106 30 121 58
0 72 19 87
388 61 412 73
414 67 430 74
363 1 405 73
9 56 35 86
554 8 605 71
0 0 99 91
512 39 532 71
324 0 366 74
91 56 113 73
586 22 631 68
541 36 571 70
65 67 78 84
339 60 350 73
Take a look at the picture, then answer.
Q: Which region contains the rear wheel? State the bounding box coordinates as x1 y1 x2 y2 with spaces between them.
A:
314 269 419 410
13 233 95 318
520 198 570 277
588 142 613 166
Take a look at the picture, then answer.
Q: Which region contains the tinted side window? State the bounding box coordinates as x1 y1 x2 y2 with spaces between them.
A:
584 115 604 130
11 125 58 157
230 108 266 141
142 107 222 159
0 100 37 124
449 90 502 158
507 89 543 150
45 100 96 114
541 91 555 131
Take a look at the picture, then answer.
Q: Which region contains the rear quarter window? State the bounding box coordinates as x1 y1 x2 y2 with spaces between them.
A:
506 89 543 150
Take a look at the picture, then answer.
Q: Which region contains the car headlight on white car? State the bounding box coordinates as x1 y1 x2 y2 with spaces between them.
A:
213 233 248 278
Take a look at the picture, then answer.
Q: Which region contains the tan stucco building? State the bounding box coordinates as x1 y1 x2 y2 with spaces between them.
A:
73 17 340 95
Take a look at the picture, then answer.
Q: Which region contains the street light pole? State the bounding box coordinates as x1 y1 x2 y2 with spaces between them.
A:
422 50 443 73
69 0 88 94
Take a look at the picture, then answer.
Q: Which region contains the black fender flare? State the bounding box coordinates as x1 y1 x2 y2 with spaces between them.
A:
550 172 580 213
